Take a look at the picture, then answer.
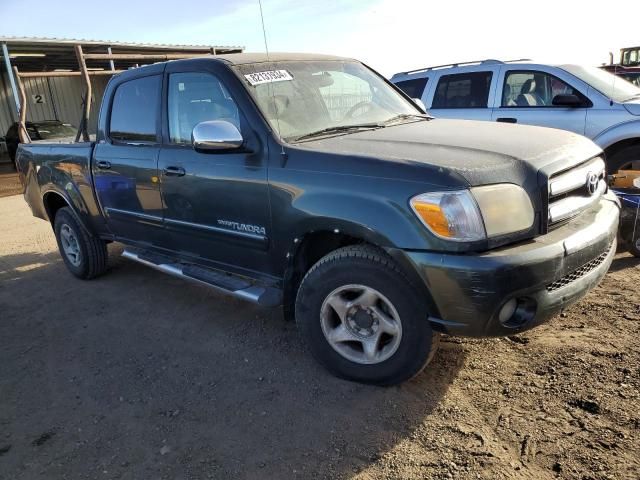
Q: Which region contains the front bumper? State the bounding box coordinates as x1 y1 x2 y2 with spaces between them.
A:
398 192 620 337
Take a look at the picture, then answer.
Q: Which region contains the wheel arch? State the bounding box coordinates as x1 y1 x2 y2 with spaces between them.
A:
281 227 437 322
42 190 95 236
594 120 640 164
603 137 640 164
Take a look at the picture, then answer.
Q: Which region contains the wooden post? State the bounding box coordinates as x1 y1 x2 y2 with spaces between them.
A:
13 66 30 144
75 45 91 142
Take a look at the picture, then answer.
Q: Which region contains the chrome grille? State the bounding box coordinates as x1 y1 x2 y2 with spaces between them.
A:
548 157 606 226
546 244 612 293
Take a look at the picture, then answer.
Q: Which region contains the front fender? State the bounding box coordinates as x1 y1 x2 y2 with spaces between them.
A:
283 188 434 251
593 119 640 150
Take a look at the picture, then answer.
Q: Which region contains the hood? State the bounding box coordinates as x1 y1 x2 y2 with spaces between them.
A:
296 119 602 188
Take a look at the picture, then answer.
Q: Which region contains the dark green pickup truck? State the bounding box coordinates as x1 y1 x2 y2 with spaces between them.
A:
16 53 619 385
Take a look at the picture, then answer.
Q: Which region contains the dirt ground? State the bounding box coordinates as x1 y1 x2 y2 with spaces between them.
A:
0 163 21 198
0 193 638 480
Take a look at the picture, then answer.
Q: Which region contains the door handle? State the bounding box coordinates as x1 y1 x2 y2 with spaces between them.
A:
496 117 517 123
96 160 111 170
163 166 186 177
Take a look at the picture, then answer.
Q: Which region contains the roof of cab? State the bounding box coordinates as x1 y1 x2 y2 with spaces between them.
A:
111 52 354 83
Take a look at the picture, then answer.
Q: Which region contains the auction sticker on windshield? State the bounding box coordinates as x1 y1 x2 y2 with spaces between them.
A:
244 70 293 86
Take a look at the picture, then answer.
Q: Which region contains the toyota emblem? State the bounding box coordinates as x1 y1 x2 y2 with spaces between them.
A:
585 172 599 195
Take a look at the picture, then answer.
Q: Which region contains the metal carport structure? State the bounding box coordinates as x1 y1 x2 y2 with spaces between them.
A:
0 37 244 150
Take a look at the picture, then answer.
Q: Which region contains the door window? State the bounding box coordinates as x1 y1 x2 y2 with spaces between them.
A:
394 78 428 98
502 71 581 107
432 72 492 108
168 72 240 144
109 75 161 142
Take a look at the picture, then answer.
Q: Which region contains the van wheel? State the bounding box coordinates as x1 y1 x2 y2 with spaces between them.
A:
54 207 108 279
295 245 439 386
607 145 640 173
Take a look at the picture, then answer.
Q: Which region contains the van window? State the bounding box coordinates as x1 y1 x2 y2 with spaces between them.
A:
394 78 428 98
502 71 581 107
109 75 161 142
432 72 492 109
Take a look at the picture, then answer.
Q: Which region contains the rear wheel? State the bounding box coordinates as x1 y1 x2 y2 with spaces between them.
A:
629 236 640 258
54 207 108 279
607 145 640 173
295 245 439 386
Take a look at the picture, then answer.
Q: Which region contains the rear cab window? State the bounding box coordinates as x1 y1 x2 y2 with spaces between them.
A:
109 75 161 143
432 72 493 109
394 78 428 98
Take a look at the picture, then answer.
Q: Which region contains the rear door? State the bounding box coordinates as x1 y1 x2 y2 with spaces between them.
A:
156 62 271 274
491 67 589 134
92 74 164 244
426 69 496 121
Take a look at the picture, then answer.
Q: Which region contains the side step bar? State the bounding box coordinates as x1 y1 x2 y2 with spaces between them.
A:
122 249 282 307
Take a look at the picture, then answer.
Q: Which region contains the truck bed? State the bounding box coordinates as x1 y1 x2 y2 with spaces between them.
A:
16 141 99 226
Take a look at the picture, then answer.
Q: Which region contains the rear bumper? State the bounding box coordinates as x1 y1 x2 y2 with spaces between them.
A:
398 192 620 337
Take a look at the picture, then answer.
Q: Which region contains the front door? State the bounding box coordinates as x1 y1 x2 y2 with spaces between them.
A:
491 68 588 135
157 67 271 275
92 74 164 244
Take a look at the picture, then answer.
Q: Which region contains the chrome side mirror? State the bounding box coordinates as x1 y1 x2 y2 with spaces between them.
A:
191 120 243 151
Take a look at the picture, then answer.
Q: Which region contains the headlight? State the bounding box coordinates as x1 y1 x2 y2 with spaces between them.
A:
410 184 534 241
410 190 485 241
470 184 534 237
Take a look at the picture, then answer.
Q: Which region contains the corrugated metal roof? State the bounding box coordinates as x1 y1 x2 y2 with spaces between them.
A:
0 36 244 52
0 36 244 72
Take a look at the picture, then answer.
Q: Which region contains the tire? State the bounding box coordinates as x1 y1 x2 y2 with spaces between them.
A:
8 146 17 169
607 145 640 173
629 236 640 258
295 244 440 386
53 207 108 279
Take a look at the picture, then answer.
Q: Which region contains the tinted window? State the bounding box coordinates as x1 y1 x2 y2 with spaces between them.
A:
168 72 240 144
394 78 428 98
109 75 160 142
432 72 492 109
503 71 581 107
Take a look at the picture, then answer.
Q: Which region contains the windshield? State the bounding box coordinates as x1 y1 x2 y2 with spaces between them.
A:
622 48 640 66
236 60 422 141
561 65 640 102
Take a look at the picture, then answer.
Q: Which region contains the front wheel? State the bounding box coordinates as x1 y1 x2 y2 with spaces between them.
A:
295 245 439 386
607 145 640 173
54 207 108 279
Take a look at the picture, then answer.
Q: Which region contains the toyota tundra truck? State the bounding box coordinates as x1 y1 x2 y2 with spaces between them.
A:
16 53 620 385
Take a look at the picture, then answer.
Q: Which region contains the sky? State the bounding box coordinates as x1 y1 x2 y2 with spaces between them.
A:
1 0 637 77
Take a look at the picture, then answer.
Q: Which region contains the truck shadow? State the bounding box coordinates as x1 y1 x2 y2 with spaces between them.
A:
0 249 465 479
608 253 640 272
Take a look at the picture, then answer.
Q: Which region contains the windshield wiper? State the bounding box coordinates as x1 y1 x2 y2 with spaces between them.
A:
382 113 430 125
292 123 383 142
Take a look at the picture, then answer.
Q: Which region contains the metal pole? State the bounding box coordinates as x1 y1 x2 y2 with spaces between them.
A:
2 43 21 113
13 67 30 143
74 45 91 142
107 47 115 71
46 77 59 121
